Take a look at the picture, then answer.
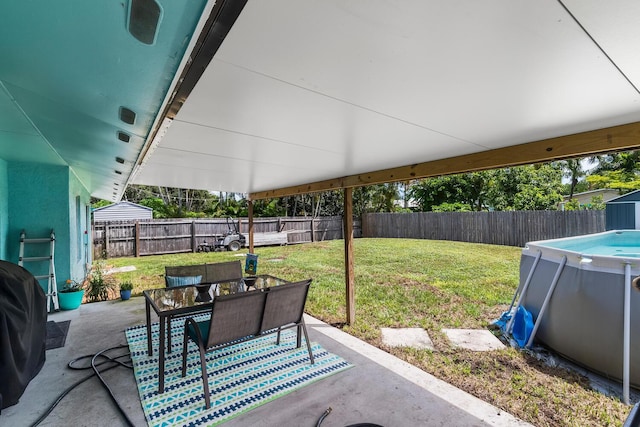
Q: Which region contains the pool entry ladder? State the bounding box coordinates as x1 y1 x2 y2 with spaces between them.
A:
505 249 542 335
19 230 58 311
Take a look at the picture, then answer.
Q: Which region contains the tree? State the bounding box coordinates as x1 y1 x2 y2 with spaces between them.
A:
118 185 251 218
138 198 172 218
594 151 640 175
251 199 286 217
409 173 488 212
563 195 606 211
585 150 640 194
563 198 581 211
352 184 399 217
559 158 586 199
486 164 563 210
432 202 472 212
254 186 401 219
586 170 640 193
561 179 589 196
409 164 563 212
91 199 111 209
588 195 606 210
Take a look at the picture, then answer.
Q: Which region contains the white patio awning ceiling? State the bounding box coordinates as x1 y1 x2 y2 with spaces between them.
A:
3 1 640 202
133 0 640 200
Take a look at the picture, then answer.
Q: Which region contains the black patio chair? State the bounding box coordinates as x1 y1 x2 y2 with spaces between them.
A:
181 279 314 409
164 261 244 349
205 260 243 284
164 264 206 288
260 279 315 358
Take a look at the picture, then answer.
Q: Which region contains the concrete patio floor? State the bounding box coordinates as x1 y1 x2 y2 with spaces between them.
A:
1 298 531 427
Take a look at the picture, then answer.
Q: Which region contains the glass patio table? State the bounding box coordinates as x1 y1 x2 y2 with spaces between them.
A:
143 274 289 394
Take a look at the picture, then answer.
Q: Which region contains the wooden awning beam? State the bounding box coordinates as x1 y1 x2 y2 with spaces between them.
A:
249 121 640 200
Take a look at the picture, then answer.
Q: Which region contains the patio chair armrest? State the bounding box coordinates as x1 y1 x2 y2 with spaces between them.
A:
184 317 204 344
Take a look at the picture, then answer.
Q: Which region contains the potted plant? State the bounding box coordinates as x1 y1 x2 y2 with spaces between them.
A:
119 281 134 301
58 278 86 310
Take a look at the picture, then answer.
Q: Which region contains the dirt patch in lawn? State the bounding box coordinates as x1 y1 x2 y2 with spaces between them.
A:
384 341 631 427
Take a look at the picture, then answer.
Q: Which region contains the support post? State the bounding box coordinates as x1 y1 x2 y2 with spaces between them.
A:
248 200 254 253
344 188 355 324
135 221 140 257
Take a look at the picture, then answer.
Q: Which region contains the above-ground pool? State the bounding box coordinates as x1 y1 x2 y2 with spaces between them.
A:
518 230 640 392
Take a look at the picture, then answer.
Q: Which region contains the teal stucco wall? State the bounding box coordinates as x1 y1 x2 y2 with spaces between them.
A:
0 159 8 260
6 163 90 293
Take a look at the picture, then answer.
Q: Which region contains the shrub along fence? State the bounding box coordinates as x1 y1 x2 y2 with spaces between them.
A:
93 216 361 258
362 210 606 248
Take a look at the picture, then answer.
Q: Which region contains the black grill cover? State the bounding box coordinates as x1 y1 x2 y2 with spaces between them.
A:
0 260 47 409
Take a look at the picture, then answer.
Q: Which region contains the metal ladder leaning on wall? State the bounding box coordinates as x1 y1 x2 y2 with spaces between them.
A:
19 229 58 312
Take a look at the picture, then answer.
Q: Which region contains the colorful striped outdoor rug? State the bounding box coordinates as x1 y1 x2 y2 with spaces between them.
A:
125 321 352 427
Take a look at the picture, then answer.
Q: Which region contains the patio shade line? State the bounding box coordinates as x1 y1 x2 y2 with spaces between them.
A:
213 58 479 148
557 0 640 96
152 146 322 173
172 118 342 155
250 120 640 200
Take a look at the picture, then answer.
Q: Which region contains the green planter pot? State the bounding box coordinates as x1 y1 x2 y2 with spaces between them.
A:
58 290 84 310
120 289 131 301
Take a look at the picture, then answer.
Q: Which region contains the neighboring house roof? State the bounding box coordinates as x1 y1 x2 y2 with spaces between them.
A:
93 201 152 213
562 189 620 203
92 201 153 222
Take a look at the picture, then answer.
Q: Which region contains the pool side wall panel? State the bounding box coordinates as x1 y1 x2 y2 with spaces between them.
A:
519 251 640 387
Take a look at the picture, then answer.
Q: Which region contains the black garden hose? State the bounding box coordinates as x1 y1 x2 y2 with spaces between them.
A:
316 407 332 426
315 406 384 427
30 344 134 427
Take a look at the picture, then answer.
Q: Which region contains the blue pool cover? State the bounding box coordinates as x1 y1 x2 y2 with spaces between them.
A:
512 306 534 348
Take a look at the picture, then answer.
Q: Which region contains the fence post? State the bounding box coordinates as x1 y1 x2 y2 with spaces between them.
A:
104 225 110 259
311 217 315 242
191 220 196 253
135 222 140 257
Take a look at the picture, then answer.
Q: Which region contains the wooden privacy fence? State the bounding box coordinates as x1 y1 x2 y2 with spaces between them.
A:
95 211 606 257
93 216 361 258
362 210 606 248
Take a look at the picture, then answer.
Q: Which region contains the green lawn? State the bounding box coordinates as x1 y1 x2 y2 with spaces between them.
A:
105 238 631 426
